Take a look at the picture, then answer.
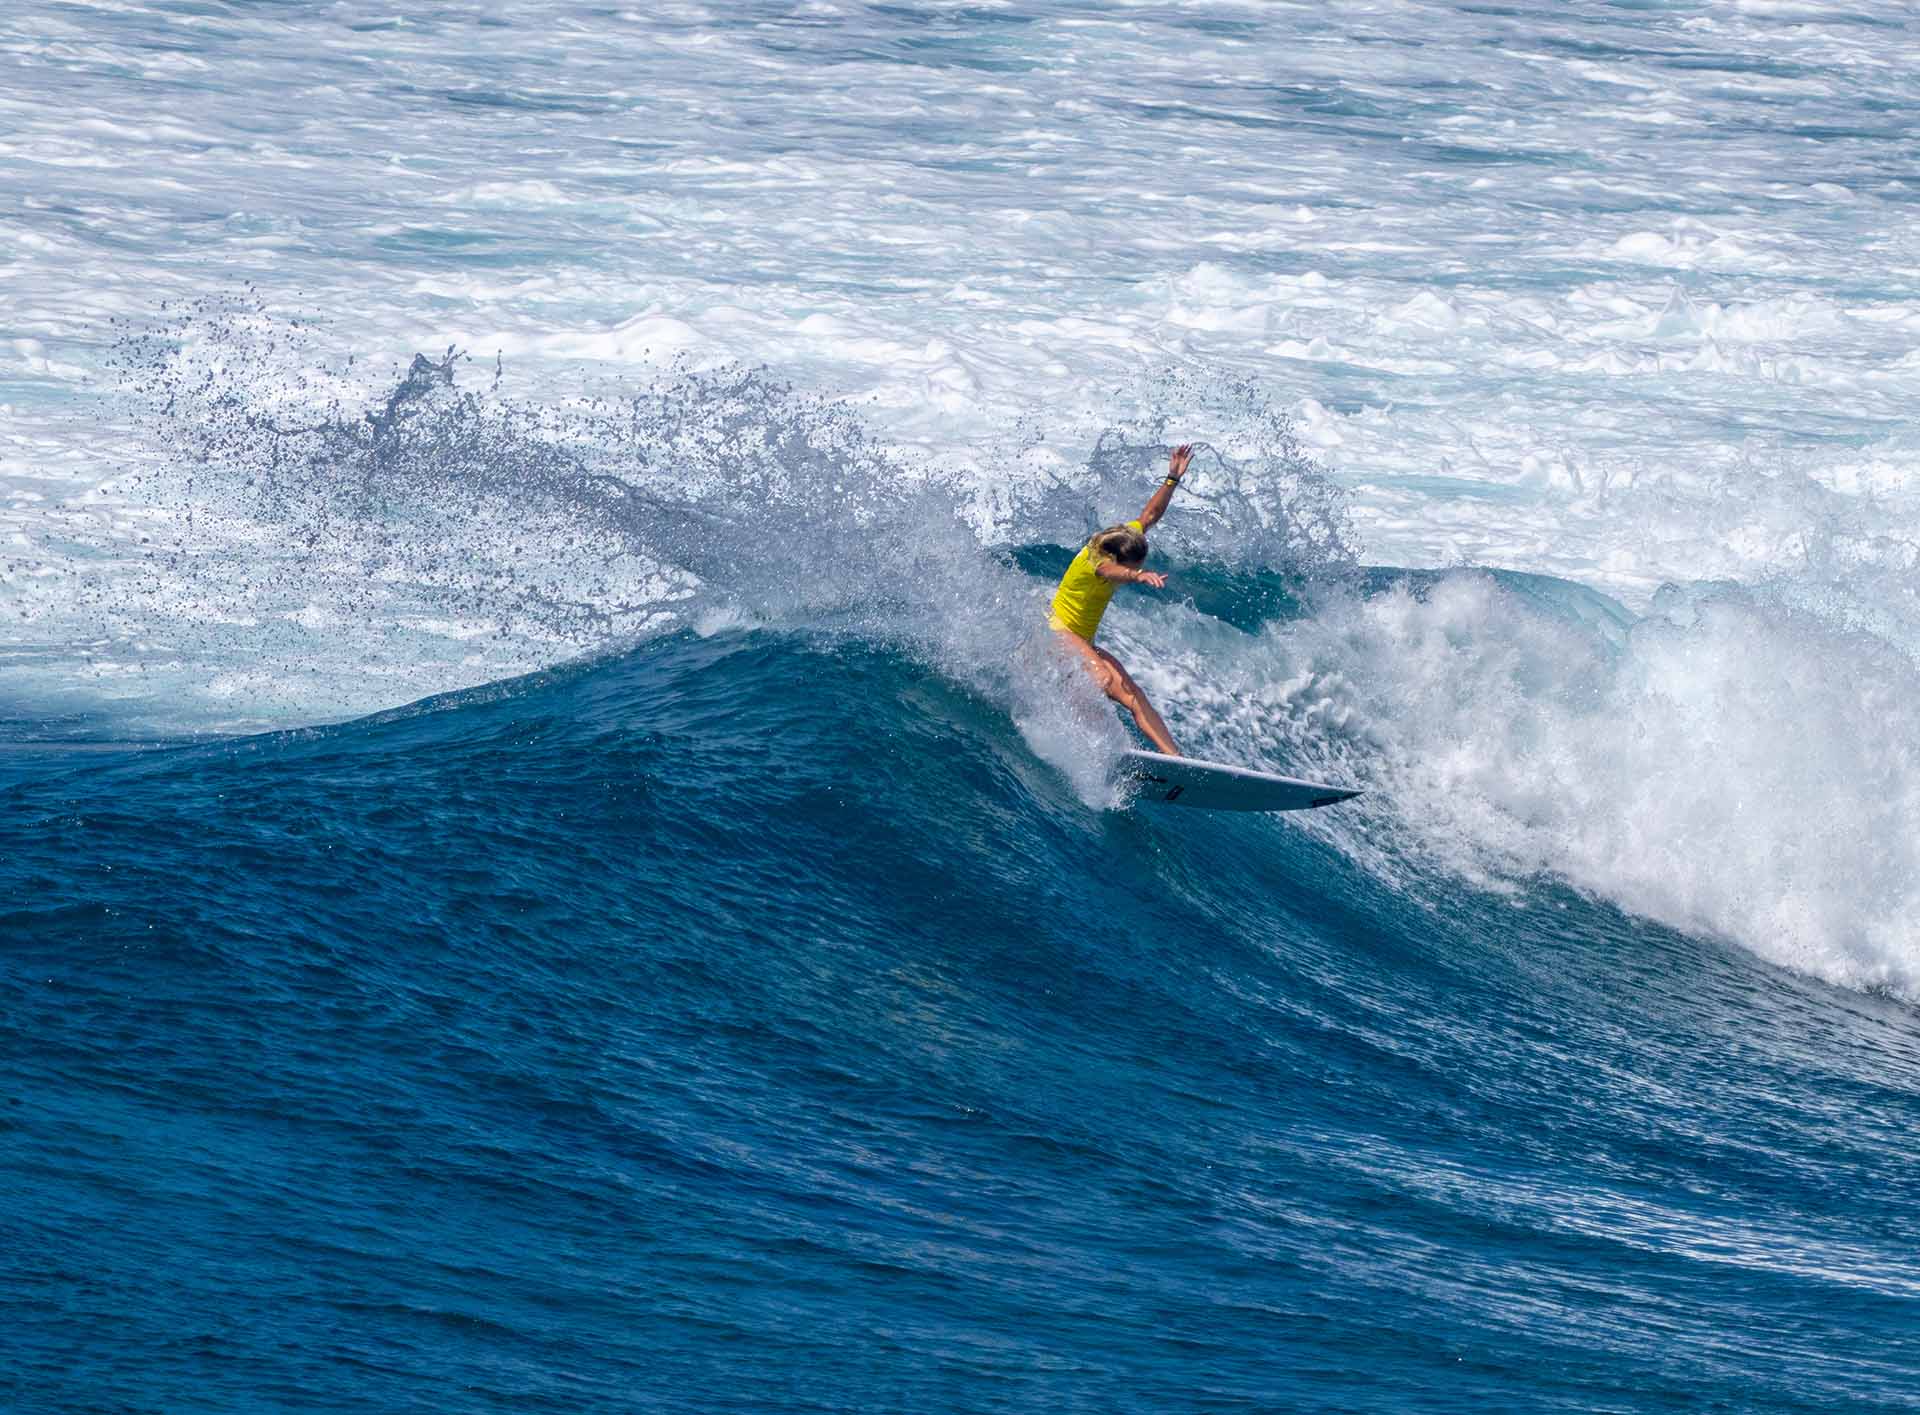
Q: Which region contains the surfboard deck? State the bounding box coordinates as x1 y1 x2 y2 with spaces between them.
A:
1119 749 1360 812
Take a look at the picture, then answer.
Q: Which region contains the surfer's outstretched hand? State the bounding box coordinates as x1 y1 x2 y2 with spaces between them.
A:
1168 444 1193 479
1133 570 1168 589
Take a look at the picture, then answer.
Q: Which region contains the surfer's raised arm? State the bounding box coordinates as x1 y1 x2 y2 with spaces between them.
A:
1089 443 1189 586
1136 443 1192 531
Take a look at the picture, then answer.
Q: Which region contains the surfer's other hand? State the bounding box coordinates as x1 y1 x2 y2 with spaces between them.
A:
1134 570 1167 589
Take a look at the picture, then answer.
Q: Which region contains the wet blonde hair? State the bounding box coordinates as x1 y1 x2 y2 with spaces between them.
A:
1088 523 1148 567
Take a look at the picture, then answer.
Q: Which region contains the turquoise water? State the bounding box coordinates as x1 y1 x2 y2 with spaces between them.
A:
6 2 1920 1409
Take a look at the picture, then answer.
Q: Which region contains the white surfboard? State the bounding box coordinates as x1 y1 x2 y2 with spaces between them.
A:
1119 749 1360 812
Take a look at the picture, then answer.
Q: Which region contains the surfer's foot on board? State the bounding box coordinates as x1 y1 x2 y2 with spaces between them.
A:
1055 629 1182 756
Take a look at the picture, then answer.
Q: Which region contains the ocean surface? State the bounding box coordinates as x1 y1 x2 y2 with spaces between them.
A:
5 2 1920 1410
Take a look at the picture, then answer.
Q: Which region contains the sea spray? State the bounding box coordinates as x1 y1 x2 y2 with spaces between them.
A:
90 310 1356 740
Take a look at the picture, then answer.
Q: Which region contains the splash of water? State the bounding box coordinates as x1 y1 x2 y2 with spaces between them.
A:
78 307 1355 736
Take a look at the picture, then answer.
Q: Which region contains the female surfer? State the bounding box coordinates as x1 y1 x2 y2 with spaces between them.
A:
1048 444 1192 756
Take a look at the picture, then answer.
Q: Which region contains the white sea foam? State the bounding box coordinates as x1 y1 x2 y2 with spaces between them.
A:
1106 566 1920 1000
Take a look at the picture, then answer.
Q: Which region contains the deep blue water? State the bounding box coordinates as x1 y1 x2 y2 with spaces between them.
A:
7 628 1918 1413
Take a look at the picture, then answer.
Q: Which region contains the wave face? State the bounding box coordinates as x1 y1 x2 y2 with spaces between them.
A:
7 628 1920 1413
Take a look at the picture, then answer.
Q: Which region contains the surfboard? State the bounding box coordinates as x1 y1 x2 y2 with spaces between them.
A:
1119 749 1360 812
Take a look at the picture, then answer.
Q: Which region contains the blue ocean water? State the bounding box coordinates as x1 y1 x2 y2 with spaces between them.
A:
8 0 1920 1410
9 628 1920 1412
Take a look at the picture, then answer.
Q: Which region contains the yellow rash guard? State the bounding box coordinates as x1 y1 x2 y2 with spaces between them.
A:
1047 519 1143 641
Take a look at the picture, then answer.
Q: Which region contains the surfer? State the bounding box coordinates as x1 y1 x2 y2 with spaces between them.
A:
1048 444 1192 756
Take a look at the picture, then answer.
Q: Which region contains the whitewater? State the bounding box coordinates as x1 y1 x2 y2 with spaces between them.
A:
5 3 1920 1412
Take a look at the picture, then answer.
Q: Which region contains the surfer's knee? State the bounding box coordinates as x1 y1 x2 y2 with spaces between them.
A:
1107 667 1147 709
1098 660 1136 706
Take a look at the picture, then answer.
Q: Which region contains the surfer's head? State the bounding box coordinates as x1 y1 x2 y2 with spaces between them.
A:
1090 524 1148 567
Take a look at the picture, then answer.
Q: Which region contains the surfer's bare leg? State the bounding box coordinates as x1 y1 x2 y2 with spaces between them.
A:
1055 630 1181 756
1102 652 1181 757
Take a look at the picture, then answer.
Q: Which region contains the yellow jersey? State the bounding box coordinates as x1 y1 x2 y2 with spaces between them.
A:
1047 520 1142 642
